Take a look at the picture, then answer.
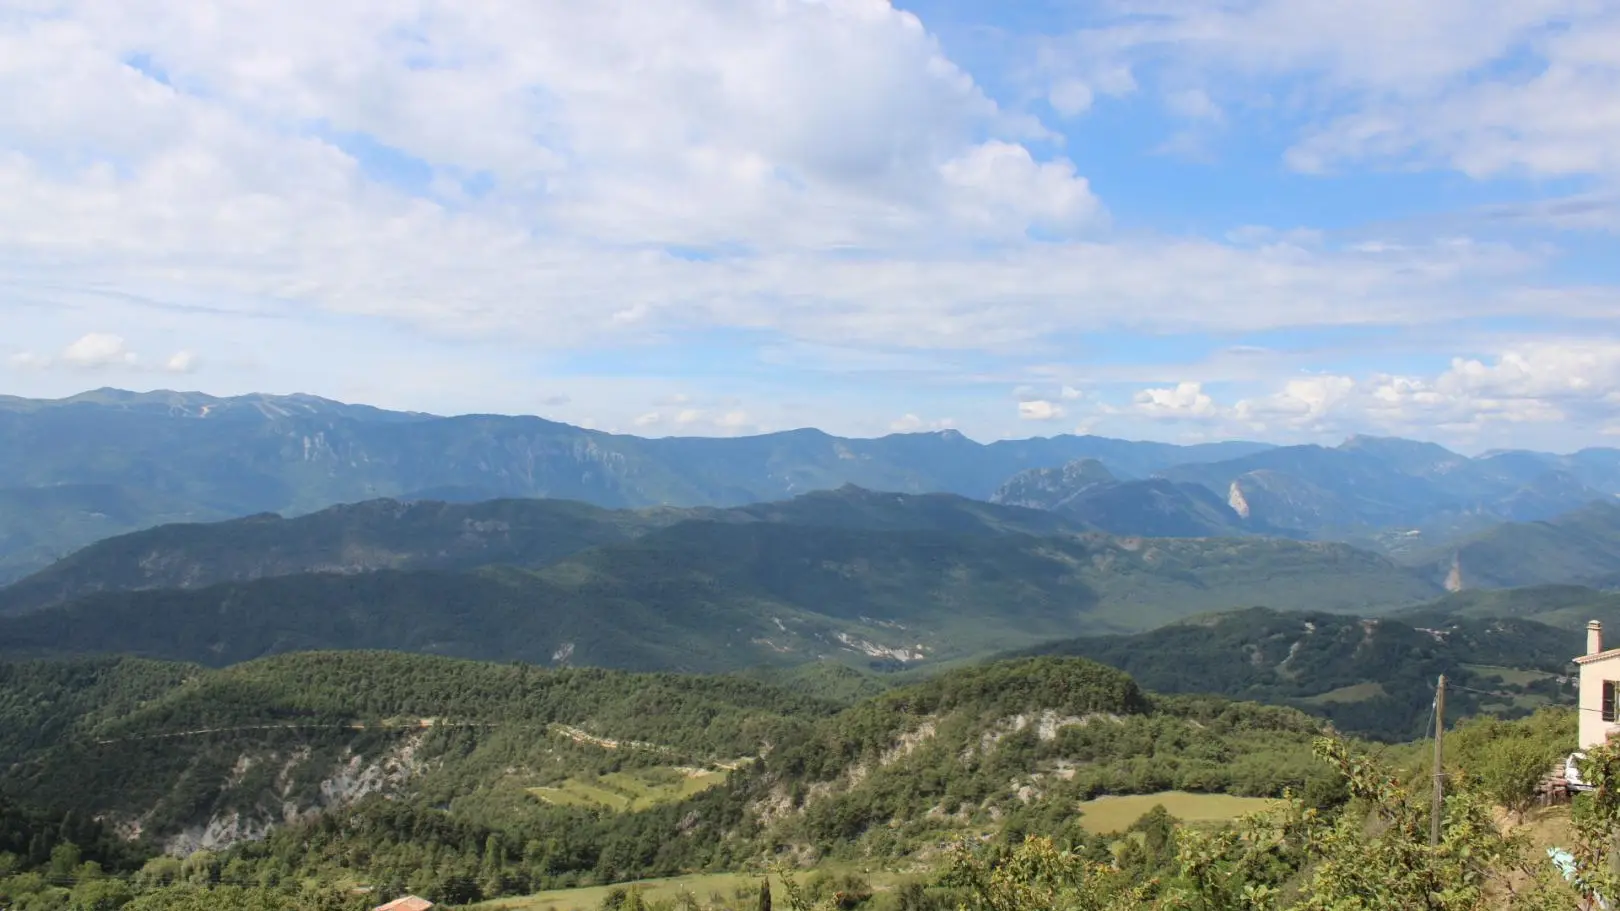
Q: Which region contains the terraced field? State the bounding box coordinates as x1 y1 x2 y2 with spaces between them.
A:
1076 791 1279 834
526 766 730 812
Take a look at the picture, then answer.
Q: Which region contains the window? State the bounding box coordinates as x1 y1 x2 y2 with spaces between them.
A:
1605 681 1617 723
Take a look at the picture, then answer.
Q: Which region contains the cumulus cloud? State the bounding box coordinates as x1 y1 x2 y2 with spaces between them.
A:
1017 399 1065 421
938 141 1102 235
61 333 138 368
1040 1 1620 182
1132 381 1219 418
1 0 1580 368
6 333 197 373
1117 343 1620 445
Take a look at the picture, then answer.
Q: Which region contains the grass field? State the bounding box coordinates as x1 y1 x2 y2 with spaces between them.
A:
527 767 729 812
1300 682 1387 705
472 867 910 910
1076 791 1278 834
1464 665 1559 688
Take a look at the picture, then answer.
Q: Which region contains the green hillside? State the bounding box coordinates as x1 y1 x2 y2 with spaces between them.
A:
1394 584 1620 629
1008 606 1579 740
1411 500 1620 590
0 487 1085 616
0 651 1336 907
0 515 1442 671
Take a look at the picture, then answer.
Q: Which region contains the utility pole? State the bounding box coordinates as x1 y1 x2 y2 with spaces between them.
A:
1431 674 1446 847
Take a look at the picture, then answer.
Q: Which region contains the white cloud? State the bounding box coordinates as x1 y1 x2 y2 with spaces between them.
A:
938 141 1102 236
0 0 1616 455
1117 342 1620 447
1041 1 1620 182
1017 399 1065 421
0 0 1600 365
632 412 662 427
4 333 203 374
1132 381 1219 418
61 333 138 368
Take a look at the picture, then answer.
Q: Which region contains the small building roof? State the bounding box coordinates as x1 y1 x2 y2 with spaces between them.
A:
373 897 434 911
1575 648 1620 665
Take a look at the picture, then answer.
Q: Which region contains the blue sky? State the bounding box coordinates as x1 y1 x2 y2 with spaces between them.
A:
2 0 1618 452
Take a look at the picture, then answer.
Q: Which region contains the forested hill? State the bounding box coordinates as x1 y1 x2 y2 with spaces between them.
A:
0 650 1338 906
1008 605 1579 740
0 487 1085 615
0 511 1442 671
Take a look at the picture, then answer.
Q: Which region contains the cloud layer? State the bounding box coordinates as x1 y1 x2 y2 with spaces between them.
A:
1 0 1618 450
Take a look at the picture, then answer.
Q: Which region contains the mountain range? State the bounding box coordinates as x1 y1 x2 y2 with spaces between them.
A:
4 388 1618 586
0 487 1445 671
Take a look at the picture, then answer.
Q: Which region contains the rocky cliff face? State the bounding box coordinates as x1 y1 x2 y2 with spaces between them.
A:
99 733 432 856
990 459 1117 511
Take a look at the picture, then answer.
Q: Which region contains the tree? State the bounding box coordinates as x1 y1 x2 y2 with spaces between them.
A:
1475 736 1555 821
942 736 1594 911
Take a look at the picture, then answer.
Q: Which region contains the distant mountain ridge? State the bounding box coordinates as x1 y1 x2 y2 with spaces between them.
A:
991 459 1283 538
989 435 1620 556
4 387 1618 588
0 388 1270 582
1411 501 1620 591
1153 435 1620 543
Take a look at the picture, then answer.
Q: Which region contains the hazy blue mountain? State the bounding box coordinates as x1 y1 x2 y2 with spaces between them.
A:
0 484 222 586
1410 501 1620 591
991 459 1275 538
0 388 1271 579
1150 435 1617 545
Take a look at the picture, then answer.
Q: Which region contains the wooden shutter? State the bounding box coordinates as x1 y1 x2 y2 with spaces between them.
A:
1605 681 1617 722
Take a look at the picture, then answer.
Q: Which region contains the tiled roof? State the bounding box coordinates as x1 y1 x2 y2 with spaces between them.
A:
372 897 434 911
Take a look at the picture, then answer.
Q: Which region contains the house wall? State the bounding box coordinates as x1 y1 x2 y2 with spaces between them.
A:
1580 656 1620 749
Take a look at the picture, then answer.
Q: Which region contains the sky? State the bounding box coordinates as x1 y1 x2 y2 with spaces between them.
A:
2 0 1619 453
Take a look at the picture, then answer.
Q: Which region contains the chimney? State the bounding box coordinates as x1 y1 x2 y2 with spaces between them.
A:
1590 620 1604 656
